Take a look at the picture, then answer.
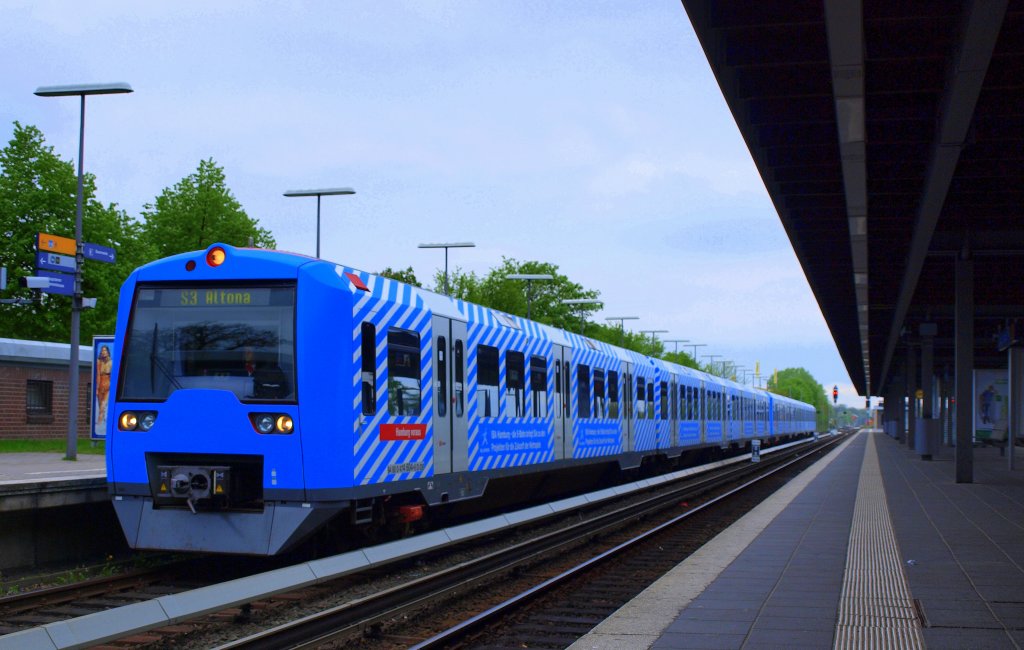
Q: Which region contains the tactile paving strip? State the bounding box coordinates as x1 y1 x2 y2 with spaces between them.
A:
834 433 925 649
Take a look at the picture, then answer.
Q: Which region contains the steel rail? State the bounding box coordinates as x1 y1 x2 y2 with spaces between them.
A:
409 435 843 649
215 436 841 649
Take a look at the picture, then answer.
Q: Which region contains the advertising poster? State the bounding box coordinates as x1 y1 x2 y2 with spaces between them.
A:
973 369 1008 442
91 336 115 440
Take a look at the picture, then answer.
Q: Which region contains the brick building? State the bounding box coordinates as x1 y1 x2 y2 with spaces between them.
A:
0 338 94 440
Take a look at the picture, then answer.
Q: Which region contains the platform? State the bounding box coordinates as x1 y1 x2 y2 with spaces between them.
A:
0 452 106 511
571 431 1024 649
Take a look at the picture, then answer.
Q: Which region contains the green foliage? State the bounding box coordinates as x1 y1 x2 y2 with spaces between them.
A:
0 438 104 454
661 350 700 369
432 265 482 301
0 122 148 343
434 257 601 332
378 266 422 287
768 367 831 430
141 158 274 258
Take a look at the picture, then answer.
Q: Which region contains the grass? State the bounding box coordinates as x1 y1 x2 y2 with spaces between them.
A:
0 439 105 454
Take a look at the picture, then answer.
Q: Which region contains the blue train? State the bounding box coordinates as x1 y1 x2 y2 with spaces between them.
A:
107 244 817 554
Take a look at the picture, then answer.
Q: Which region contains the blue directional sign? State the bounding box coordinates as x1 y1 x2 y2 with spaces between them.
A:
83 242 116 264
37 270 74 296
36 251 76 273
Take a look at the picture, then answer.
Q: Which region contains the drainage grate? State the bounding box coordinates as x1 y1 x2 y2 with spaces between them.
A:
834 433 925 649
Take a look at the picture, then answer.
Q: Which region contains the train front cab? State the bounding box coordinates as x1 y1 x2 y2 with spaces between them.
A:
108 246 344 555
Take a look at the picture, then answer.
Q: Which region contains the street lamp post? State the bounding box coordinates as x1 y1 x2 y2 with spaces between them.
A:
561 298 602 335
663 339 688 354
418 242 475 296
702 354 722 375
283 187 356 258
686 343 707 360
605 316 639 345
639 329 668 354
735 366 748 383
506 273 553 320
35 82 133 461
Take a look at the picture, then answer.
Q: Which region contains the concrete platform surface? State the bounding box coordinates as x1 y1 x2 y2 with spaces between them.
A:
572 431 1024 649
0 452 105 485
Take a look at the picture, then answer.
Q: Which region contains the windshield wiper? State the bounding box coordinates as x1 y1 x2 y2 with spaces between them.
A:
150 323 182 391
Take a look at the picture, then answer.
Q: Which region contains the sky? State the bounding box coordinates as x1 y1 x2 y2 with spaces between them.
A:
0 1 862 406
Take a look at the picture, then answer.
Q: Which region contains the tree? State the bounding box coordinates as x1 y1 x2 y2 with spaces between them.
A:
438 257 601 331
141 158 274 258
431 266 482 302
0 122 149 343
378 266 422 287
662 350 700 370
768 367 830 430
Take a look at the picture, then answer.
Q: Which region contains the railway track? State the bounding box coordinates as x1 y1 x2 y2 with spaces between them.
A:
0 555 281 639
0 436 838 648
205 435 842 649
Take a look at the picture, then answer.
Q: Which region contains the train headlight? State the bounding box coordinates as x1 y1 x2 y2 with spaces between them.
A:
249 413 295 434
138 412 157 431
255 414 275 434
119 411 138 431
119 410 158 431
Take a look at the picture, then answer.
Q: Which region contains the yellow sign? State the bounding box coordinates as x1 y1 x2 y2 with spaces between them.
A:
915 389 924 399
38 232 76 256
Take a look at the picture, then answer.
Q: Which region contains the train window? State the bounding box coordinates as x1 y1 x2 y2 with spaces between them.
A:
608 370 620 419
660 381 668 420
454 340 465 417
636 376 646 420
119 284 297 403
671 383 678 420
647 382 655 419
436 336 447 418
577 364 592 419
593 369 606 419
477 345 499 417
387 328 421 416
507 351 525 417
361 322 377 415
555 360 562 417
530 355 547 418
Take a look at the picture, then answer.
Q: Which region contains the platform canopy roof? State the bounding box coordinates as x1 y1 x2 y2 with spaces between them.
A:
681 0 1023 397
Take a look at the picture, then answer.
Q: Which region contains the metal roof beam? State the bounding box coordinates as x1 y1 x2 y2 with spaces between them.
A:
877 0 1008 393
825 0 870 395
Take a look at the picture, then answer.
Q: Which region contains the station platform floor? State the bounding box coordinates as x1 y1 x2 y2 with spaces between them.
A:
571 431 1024 649
0 452 105 485
0 452 106 511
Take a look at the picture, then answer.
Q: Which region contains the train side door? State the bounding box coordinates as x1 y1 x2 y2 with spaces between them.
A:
670 374 679 448
560 346 573 458
552 344 568 460
450 320 469 472
623 362 634 451
431 316 469 474
431 315 453 474
699 381 706 444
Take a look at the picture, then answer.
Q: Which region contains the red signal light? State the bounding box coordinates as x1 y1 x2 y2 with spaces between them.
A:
206 246 226 267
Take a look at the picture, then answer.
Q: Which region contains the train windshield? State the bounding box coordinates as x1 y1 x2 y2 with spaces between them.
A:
118 284 297 403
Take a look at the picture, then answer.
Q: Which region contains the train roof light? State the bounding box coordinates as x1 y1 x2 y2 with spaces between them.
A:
206 246 226 267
